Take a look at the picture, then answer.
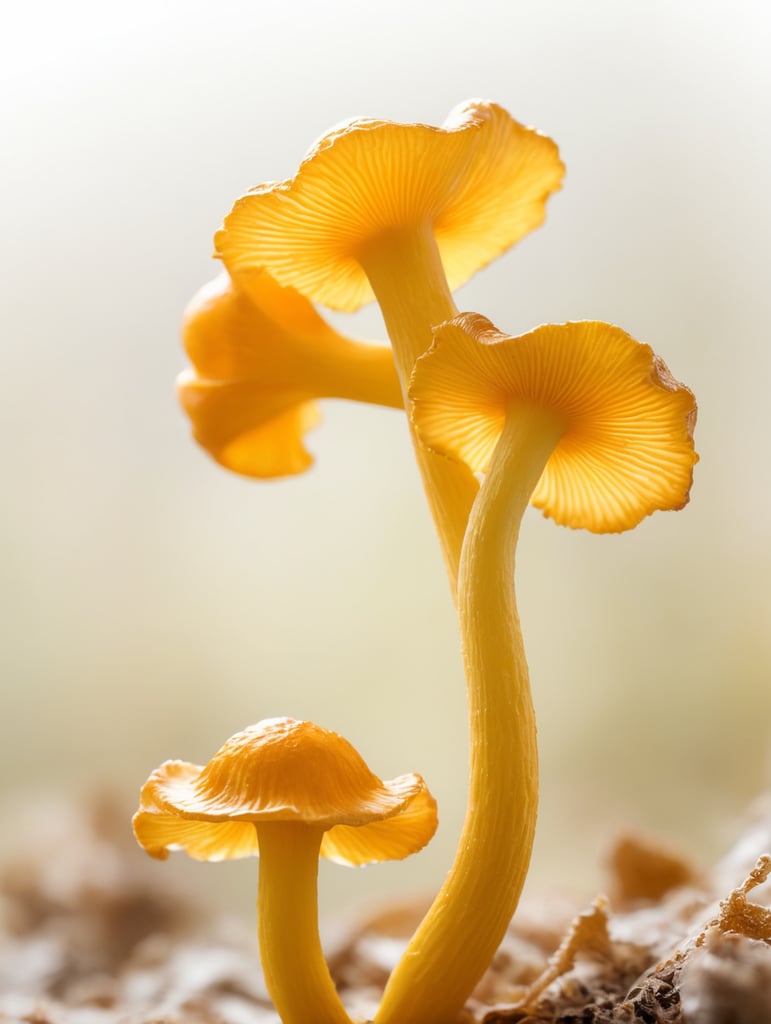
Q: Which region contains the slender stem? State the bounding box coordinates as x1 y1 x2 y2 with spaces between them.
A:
313 337 404 411
376 404 565 1024
256 822 353 1024
359 225 480 595
217 283 404 411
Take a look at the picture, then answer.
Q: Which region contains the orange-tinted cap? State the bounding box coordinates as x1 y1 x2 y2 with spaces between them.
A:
133 718 437 867
410 314 698 533
178 272 400 477
215 101 564 312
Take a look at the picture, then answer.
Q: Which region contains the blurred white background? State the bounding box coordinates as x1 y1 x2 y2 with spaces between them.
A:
2 0 770 920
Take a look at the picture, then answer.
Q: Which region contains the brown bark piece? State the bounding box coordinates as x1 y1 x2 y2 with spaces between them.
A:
607 832 701 908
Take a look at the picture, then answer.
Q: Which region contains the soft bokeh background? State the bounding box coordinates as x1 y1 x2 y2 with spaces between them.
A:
3 0 770 920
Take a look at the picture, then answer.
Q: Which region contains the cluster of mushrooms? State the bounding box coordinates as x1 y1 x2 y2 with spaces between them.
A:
134 101 699 1024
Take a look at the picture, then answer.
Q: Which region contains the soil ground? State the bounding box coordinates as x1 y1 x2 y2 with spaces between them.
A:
1 795 769 1023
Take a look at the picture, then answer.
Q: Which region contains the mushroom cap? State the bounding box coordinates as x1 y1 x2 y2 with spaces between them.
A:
179 272 327 477
133 718 438 867
410 313 698 533
215 100 564 312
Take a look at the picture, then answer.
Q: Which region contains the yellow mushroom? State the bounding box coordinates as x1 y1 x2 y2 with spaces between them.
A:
133 717 437 1024
372 314 698 1024
179 270 403 478
215 101 565 589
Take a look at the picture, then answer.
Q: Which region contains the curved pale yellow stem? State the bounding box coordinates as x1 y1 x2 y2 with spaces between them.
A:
359 225 480 594
376 404 564 1024
257 822 352 1024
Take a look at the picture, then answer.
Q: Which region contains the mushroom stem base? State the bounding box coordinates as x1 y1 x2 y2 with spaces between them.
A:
257 822 352 1024
376 404 564 1024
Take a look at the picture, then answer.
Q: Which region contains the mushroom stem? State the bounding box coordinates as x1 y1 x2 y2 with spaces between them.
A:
256 821 353 1024
315 339 404 410
376 402 565 1024
359 225 479 593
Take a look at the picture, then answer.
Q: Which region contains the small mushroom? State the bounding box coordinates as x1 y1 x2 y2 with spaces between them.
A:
133 717 437 1024
215 101 564 590
179 270 403 478
372 315 698 1024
